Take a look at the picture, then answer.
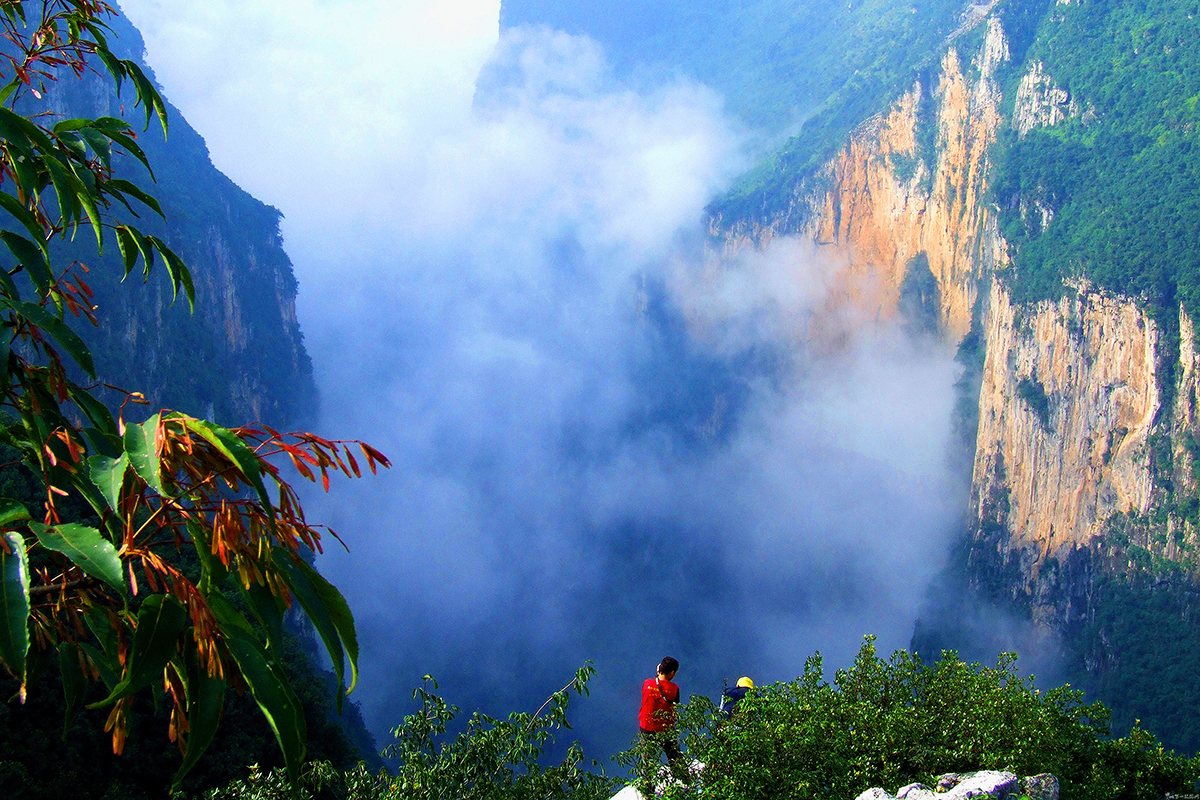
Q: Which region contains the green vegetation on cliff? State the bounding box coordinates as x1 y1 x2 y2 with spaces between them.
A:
500 0 965 136
676 638 1196 800
992 0 1200 323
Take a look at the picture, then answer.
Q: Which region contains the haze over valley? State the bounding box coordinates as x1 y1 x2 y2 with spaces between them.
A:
120 0 967 756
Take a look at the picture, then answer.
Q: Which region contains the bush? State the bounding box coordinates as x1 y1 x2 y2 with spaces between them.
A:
665 637 1199 800
202 646 1199 800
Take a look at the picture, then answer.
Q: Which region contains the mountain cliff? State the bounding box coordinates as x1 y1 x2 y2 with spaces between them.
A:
707 0 1200 750
18 11 315 427
501 0 1200 751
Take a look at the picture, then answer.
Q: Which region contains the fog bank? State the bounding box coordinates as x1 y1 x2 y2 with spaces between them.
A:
117 3 965 759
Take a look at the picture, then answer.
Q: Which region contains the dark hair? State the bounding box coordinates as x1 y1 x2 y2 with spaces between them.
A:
658 656 679 675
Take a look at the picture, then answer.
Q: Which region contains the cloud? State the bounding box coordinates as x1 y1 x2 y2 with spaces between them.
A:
278 26 961 755
116 3 964 760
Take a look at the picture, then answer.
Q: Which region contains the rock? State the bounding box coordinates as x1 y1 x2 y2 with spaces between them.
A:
898 782 939 800
936 773 963 791
943 771 1019 800
1021 773 1060 800
855 788 899 800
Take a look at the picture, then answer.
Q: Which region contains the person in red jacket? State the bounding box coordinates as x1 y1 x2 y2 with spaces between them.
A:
638 656 683 795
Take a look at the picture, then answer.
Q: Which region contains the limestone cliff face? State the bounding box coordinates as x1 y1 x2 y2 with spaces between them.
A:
717 7 1198 588
808 21 1008 343
972 280 1160 570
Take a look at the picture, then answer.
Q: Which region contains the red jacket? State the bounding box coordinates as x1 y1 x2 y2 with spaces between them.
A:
639 677 679 732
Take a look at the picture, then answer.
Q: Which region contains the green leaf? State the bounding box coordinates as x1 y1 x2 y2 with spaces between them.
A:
146 236 194 309
205 593 253 634
86 453 128 515
124 62 168 137
0 108 31 153
94 49 125 93
0 333 10 388
0 192 48 258
6 149 38 205
30 522 124 593
57 131 87 162
240 578 285 652
52 119 92 134
75 184 104 252
186 521 227 594
77 642 119 690
276 554 359 706
90 594 187 708
171 648 226 790
59 642 88 738
79 426 122 460
0 80 18 106
0 231 51 296
0 531 30 680
42 153 83 232
67 382 117 435
0 297 95 377
124 413 165 497
114 224 143 279
0 262 17 301
180 417 272 517
107 178 162 218
105 127 153 178
220 624 306 784
0 498 30 528
82 608 117 659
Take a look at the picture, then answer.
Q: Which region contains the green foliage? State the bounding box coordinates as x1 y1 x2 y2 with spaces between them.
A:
197 761 393 800
192 652 1198 800
200 666 615 800
502 0 969 227
500 0 965 136
381 665 616 800
660 638 1199 800
0 2 386 792
1062 563 1200 755
705 0 967 224
1016 376 1052 432
992 0 1200 332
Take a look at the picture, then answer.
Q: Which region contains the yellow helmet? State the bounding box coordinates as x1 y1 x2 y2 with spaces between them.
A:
736 676 754 689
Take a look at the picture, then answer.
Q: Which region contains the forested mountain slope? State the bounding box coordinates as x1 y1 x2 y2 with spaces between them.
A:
500 0 966 140
500 0 1200 753
17 11 316 426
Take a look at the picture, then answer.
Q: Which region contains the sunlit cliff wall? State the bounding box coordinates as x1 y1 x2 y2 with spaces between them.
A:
712 7 1200 606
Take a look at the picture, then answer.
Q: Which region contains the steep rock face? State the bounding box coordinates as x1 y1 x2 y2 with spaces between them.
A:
972 279 1159 570
1011 61 1075 137
718 6 1198 593
747 18 1009 343
23 13 314 426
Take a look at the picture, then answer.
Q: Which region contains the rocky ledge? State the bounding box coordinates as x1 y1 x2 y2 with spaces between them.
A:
856 770 1059 800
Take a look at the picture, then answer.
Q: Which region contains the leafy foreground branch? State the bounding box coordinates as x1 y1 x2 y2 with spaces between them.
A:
201 640 1199 800
0 1 388 791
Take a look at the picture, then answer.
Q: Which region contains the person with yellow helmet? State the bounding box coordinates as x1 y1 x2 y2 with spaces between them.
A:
719 676 754 718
